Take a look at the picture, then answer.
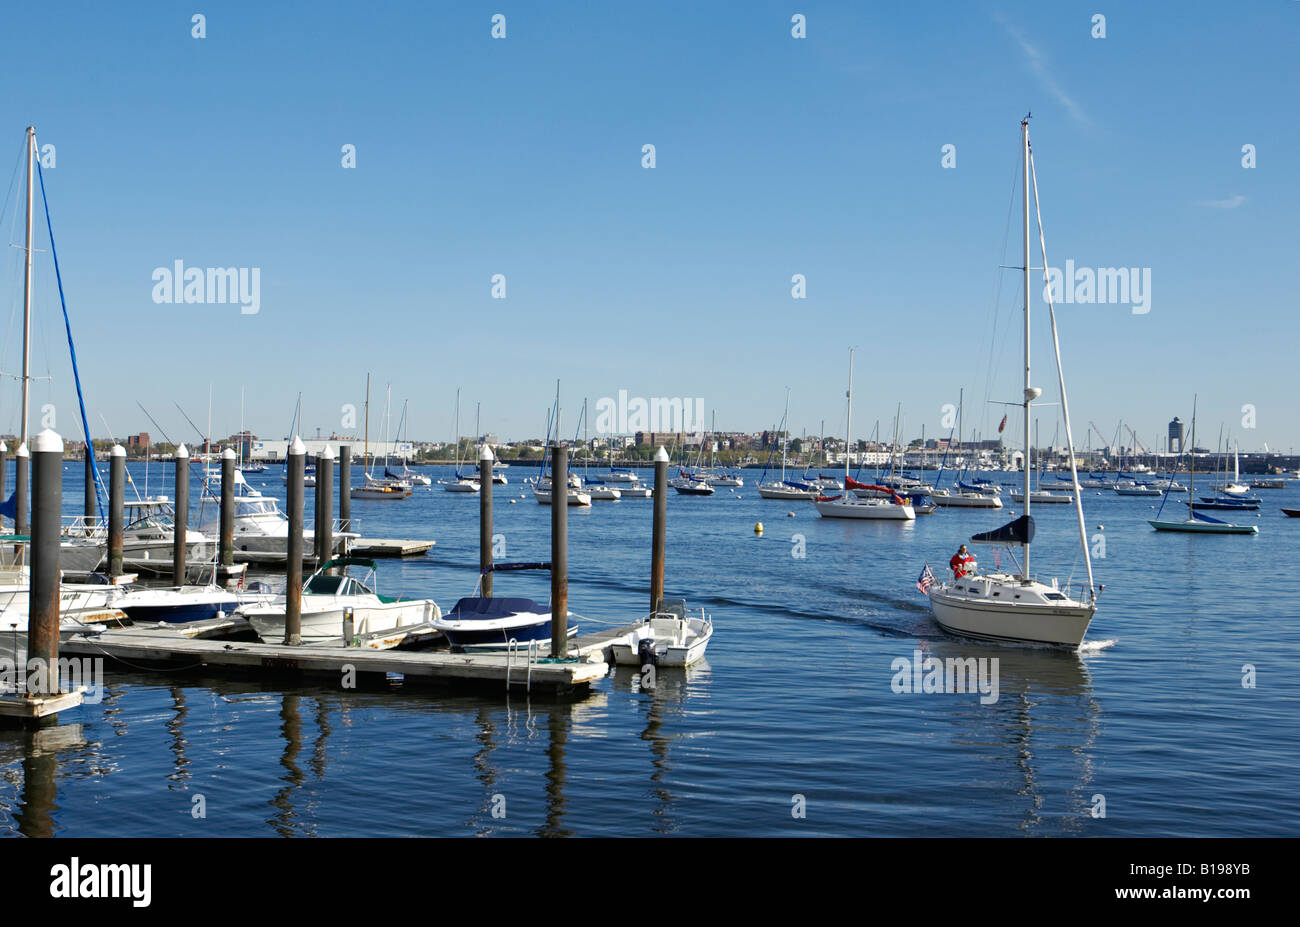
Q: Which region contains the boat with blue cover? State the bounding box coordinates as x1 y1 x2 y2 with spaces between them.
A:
431 562 576 651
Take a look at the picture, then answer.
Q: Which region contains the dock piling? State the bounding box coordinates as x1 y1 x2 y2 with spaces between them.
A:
28 430 63 696
220 448 235 574
285 436 306 645
480 444 493 597
551 444 568 657
172 444 189 587
316 445 334 565
108 444 125 578
651 445 668 616
0 441 7 507
338 444 351 534
83 445 96 530
14 442 28 536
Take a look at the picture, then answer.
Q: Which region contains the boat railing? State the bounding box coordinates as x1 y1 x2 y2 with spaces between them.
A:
60 515 108 539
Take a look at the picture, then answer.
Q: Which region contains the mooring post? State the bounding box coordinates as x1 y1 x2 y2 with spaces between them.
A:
84 445 96 531
480 444 494 598
338 444 351 534
28 429 63 696
285 435 305 645
220 448 235 576
172 444 189 586
108 444 125 578
651 445 668 616
316 445 334 566
0 441 7 508
14 442 29 536
550 444 568 658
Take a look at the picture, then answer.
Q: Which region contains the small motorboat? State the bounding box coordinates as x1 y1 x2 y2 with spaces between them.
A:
1282 508 1300 518
433 596 575 651
239 557 437 648
116 584 274 623
610 597 712 667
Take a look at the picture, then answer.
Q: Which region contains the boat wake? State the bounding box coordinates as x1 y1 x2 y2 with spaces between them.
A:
1079 638 1118 654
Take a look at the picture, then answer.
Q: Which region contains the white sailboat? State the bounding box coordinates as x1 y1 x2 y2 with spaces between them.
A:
1150 398 1258 534
816 349 915 521
925 117 1100 649
441 389 480 493
757 390 819 500
352 374 412 499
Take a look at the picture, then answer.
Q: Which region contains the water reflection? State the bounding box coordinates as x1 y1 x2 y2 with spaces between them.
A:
918 637 1101 834
1 724 88 837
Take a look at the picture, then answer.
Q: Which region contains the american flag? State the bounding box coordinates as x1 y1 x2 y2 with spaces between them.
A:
916 563 936 595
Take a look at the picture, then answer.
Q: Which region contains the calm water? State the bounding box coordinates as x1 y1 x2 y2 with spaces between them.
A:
1 461 1297 836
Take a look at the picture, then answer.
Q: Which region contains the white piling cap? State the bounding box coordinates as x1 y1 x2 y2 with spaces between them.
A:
654 446 669 462
321 444 336 460
176 443 189 458
110 444 125 457
289 435 306 456
32 428 62 454
222 447 236 460
480 445 494 462
0 441 7 453
17 442 30 458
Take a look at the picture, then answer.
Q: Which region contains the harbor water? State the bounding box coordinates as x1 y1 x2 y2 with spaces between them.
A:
1 462 1297 836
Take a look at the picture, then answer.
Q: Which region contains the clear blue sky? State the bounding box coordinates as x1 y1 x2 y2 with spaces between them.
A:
1 1 1296 453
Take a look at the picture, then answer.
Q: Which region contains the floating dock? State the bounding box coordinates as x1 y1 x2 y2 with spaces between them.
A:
0 688 86 727
60 623 607 695
350 538 435 558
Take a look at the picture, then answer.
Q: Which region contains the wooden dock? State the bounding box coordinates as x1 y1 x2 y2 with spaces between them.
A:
60 625 606 695
351 538 435 558
0 688 86 727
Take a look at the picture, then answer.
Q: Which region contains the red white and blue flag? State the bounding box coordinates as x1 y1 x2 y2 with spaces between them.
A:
916 563 936 595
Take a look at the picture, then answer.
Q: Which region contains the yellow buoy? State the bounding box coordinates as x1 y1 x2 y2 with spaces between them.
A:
754 522 764 535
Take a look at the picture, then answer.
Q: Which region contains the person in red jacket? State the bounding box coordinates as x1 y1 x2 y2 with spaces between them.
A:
949 544 976 578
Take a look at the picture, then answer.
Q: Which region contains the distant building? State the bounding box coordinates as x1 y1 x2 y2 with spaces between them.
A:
125 433 150 448
1168 416 1185 454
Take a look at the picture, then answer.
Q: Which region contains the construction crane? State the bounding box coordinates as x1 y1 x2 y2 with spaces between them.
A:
1124 423 1148 456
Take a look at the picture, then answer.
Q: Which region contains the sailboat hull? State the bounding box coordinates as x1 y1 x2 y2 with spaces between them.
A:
928 579 1094 647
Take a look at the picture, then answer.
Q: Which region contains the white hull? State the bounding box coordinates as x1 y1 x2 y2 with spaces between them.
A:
242 596 437 648
585 486 622 500
932 491 1003 508
815 498 915 520
1008 490 1073 504
609 613 712 667
928 575 1095 647
756 483 819 500
533 487 592 506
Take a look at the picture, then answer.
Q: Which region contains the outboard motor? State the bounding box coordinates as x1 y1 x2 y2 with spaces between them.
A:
637 637 658 668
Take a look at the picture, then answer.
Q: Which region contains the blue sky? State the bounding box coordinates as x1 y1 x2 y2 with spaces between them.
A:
1 1 1296 453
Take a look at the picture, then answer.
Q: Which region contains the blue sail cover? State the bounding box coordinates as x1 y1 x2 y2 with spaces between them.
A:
970 515 1035 545
0 491 16 521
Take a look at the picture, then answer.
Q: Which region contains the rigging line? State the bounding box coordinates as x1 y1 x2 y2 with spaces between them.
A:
35 157 108 521
1029 144 1094 599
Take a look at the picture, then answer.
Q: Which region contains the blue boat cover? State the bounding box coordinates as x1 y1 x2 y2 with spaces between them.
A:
1192 510 1228 524
970 515 1035 545
0 491 15 521
783 480 814 490
449 597 544 620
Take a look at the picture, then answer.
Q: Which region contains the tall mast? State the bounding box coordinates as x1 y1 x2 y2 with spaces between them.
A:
844 349 853 484
1021 116 1033 579
363 373 370 476
454 387 461 474
781 388 790 481
1189 395 1197 500
20 127 34 445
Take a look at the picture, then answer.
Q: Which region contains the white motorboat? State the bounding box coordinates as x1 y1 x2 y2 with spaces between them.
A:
533 476 592 506
617 482 654 498
924 117 1100 649
706 473 744 488
584 483 623 500
115 584 275 623
239 557 438 648
609 597 712 667
1010 488 1075 503
0 561 127 635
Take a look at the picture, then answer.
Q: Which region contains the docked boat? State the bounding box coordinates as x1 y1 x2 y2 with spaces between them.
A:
609 597 712 667
924 117 1100 649
115 584 274 623
431 563 574 651
239 557 438 648
194 484 351 564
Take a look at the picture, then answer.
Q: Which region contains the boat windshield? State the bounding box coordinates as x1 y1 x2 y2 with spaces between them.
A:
238 498 282 517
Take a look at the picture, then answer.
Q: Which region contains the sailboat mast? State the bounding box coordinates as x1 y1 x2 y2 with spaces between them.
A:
781 388 790 481
363 374 370 475
845 349 854 484
1021 116 1033 579
1190 396 1197 499
20 127 34 445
